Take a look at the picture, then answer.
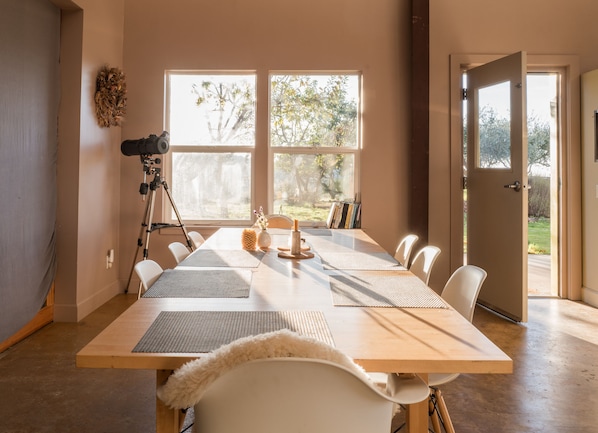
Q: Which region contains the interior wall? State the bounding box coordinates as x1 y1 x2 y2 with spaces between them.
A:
428 0 598 296
581 70 598 307
54 0 125 321
120 0 412 286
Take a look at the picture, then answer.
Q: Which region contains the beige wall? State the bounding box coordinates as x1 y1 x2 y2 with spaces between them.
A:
54 0 125 321
429 0 598 298
119 0 413 285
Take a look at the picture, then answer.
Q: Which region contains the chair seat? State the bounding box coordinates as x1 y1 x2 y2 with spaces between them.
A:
428 372 460 387
368 372 430 405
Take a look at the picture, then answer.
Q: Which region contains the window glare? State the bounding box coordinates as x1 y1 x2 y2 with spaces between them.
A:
168 73 256 146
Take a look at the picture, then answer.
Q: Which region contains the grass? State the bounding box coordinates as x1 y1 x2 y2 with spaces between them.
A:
528 217 550 254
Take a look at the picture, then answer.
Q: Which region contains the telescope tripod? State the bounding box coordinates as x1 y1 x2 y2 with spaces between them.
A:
125 157 193 295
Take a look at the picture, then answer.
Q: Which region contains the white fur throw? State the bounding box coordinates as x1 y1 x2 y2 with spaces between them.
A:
157 329 371 409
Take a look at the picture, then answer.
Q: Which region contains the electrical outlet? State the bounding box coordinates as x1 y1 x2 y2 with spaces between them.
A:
106 249 115 269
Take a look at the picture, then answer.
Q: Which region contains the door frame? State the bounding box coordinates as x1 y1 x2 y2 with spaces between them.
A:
449 54 582 301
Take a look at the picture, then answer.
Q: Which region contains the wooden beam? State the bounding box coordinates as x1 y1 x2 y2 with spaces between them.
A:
0 284 54 353
410 0 430 243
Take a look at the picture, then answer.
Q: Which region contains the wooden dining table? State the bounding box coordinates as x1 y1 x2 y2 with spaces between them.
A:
76 227 512 433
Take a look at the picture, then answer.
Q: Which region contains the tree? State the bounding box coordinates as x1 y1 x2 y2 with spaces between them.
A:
270 75 357 203
476 106 551 174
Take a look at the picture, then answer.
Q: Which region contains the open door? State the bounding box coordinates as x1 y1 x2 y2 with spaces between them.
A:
466 52 528 322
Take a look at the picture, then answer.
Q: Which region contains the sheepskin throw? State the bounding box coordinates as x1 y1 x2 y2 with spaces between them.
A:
157 329 370 409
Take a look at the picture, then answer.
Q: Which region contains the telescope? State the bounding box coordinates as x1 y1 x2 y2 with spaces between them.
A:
121 131 170 156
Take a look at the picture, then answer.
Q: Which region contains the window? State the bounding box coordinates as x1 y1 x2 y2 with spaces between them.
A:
270 74 360 221
165 71 360 225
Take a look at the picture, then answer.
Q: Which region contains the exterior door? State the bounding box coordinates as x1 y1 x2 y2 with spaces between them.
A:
466 52 528 322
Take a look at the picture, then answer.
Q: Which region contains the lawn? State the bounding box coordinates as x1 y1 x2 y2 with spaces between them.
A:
528 217 550 254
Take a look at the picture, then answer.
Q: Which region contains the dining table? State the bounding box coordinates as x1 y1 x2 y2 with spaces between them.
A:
76 227 512 433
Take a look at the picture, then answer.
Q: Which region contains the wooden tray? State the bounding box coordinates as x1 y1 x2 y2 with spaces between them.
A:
278 251 315 260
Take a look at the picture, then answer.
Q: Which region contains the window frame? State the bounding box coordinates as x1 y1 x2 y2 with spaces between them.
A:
163 70 362 227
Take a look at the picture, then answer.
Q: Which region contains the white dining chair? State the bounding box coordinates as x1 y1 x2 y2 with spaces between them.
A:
394 234 419 267
188 231 205 249
168 241 191 264
428 265 487 433
133 259 163 299
158 329 429 433
409 245 441 286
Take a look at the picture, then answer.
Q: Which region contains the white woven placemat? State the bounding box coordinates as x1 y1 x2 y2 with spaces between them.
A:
319 251 406 271
330 274 448 308
178 249 265 268
133 310 334 353
142 269 251 298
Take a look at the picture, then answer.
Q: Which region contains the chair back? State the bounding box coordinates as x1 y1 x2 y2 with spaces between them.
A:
188 231 205 249
441 265 487 322
265 214 293 229
168 241 191 264
133 259 163 299
394 234 419 267
409 245 441 286
193 358 395 433
157 330 407 433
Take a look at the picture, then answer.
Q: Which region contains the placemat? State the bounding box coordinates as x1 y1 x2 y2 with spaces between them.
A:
330 274 448 308
318 251 406 270
142 269 251 298
133 310 334 353
178 249 265 268
302 228 333 236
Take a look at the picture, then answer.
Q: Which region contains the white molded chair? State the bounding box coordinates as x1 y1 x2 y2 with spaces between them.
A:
428 265 488 433
409 245 441 286
394 234 419 267
264 214 294 229
188 231 205 249
168 241 191 264
158 330 429 433
133 259 163 299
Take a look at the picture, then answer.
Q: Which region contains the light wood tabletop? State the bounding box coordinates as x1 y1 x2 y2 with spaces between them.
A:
77 228 512 433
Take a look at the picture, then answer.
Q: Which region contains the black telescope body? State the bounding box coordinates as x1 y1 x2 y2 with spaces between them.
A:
121 131 170 156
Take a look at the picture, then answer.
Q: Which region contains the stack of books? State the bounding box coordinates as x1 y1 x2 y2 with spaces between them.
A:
326 201 361 229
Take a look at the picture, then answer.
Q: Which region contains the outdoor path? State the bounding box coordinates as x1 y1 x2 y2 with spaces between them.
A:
528 254 551 296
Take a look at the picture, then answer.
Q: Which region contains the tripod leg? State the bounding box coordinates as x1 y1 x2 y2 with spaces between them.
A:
125 192 153 294
162 179 194 250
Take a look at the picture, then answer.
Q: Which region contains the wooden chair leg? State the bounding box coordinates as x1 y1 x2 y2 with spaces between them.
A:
435 388 456 433
428 394 442 433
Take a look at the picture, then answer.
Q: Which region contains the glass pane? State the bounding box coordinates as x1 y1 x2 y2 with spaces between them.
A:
273 153 354 221
477 81 511 169
168 73 256 146
171 152 251 220
270 74 359 148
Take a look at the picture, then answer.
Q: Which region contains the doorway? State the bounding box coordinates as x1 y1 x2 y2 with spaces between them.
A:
450 54 583 306
462 72 559 297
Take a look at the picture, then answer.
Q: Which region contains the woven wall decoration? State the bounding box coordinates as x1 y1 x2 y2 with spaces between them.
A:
94 65 127 127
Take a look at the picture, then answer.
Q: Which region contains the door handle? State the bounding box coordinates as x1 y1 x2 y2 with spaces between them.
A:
503 181 522 192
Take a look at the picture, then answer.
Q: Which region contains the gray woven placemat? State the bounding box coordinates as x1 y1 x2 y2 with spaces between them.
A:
302 228 333 236
178 249 265 268
142 269 251 298
319 251 406 270
133 310 334 353
330 274 448 308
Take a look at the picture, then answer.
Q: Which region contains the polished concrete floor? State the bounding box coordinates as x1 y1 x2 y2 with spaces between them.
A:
1 294 597 433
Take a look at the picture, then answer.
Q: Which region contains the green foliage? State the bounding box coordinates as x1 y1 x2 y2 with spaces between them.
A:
528 217 550 254
528 176 550 218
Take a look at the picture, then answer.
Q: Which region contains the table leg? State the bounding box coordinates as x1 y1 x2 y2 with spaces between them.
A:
405 373 428 433
156 370 181 433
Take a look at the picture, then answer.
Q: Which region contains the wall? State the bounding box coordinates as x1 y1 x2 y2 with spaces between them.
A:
54 0 125 321
120 0 412 286
428 0 598 298
581 70 598 307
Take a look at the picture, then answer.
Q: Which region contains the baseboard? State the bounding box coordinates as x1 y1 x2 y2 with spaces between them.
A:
582 286 598 308
54 280 122 322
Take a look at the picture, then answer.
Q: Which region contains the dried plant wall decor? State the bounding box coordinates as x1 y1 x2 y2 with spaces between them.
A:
94 65 127 127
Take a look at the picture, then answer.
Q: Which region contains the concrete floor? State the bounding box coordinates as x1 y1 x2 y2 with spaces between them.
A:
1 294 597 433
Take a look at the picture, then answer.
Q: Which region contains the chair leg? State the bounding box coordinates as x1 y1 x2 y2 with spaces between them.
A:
434 388 456 433
428 394 442 433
